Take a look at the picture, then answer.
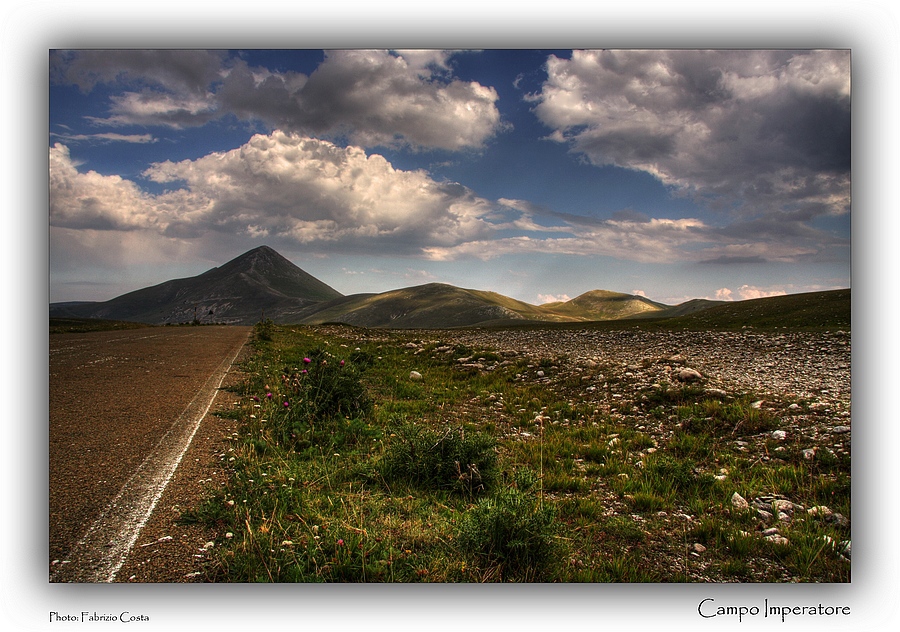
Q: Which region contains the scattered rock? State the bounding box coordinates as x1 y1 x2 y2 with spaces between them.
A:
731 492 749 510
757 510 774 523
677 368 703 382
409 371 423 381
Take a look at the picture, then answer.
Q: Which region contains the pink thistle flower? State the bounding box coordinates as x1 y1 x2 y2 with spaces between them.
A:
283 401 290 407
303 357 311 364
337 539 344 546
266 392 273 399
340 360 345 367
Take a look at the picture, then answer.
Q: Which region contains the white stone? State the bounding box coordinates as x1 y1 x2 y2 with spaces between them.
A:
731 492 749 510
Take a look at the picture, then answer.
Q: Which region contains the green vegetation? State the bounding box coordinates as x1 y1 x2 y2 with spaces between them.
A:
185 323 850 582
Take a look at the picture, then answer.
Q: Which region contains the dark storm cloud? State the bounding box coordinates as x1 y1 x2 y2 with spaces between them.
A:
533 50 851 219
52 50 503 151
50 50 226 96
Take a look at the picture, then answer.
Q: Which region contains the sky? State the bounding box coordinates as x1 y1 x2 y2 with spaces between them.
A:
49 48 851 306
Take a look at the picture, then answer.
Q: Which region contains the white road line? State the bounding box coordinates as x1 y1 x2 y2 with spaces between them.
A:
50 333 248 583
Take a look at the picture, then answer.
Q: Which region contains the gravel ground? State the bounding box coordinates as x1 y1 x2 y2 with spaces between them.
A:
436 327 851 402
51 323 850 582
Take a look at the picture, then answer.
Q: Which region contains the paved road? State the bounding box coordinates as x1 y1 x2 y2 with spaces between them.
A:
49 325 251 582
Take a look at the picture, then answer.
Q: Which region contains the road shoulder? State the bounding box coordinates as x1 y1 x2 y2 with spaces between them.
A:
114 344 253 583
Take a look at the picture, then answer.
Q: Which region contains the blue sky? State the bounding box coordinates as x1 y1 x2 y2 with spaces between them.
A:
49 49 851 306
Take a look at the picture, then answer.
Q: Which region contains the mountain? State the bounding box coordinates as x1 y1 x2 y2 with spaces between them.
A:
49 246 343 325
49 246 850 330
540 290 670 320
297 283 570 328
655 289 851 330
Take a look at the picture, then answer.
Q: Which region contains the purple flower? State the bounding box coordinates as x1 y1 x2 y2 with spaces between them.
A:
266 392 273 398
303 357 311 364
340 360 345 367
283 401 290 407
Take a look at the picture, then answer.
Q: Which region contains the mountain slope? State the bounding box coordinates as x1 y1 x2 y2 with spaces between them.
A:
542 290 669 321
657 289 851 330
298 283 562 328
49 246 343 325
49 246 849 330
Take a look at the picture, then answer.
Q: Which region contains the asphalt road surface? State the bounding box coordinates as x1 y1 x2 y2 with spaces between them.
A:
49 325 250 582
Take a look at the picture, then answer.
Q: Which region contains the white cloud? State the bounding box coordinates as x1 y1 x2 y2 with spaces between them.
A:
737 285 787 300
714 285 787 301
50 128 847 276
51 132 497 254
49 143 160 231
50 132 157 144
94 90 218 128
537 293 570 304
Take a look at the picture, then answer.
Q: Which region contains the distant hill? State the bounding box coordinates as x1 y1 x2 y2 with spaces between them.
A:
298 283 566 328
655 289 851 331
541 290 670 320
49 246 850 330
49 246 343 325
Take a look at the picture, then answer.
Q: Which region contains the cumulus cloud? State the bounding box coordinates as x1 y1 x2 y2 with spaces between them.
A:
51 49 504 151
537 293 571 304
50 131 497 254
736 285 788 300
714 285 787 301
50 126 847 273
50 143 161 231
532 50 850 218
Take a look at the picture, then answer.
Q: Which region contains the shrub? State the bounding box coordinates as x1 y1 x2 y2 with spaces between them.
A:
679 398 778 437
457 486 558 581
254 318 276 342
378 423 497 496
275 348 372 445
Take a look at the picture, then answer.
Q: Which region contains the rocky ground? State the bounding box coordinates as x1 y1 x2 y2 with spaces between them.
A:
342 325 853 581
109 325 851 582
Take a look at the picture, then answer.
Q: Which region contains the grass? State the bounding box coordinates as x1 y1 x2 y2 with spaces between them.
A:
184 321 850 582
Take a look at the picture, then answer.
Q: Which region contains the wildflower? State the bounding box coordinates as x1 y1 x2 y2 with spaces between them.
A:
266 392 273 399
303 357 311 364
283 401 290 407
340 360 345 367
337 539 344 546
